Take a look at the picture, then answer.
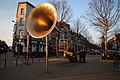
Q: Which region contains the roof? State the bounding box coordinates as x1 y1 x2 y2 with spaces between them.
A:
18 1 35 7
16 1 35 18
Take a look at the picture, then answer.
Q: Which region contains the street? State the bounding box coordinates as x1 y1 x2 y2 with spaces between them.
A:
0 53 120 80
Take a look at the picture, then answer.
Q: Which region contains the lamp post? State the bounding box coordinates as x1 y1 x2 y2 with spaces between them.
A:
12 20 18 65
12 20 21 66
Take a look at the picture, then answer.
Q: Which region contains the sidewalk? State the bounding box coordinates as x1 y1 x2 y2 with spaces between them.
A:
0 55 120 80
0 53 64 68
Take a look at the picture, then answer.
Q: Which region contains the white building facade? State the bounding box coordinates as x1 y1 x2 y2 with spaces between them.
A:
13 2 36 55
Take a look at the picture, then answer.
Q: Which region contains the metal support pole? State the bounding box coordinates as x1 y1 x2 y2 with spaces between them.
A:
5 52 6 67
17 44 20 66
26 35 29 65
32 52 34 63
26 52 29 64
56 32 59 58
16 43 18 66
46 35 49 73
16 53 18 66
26 46 29 64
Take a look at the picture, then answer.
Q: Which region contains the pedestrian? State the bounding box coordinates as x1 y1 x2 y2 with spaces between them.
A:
78 49 83 63
82 49 86 63
78 49 86 63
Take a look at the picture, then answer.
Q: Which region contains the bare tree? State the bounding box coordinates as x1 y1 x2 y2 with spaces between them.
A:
48 0 73 23
73 18 86 35
85 0 120 56
73 18 83 51
47 0 73 57
72 18 93 51
73 18 93 43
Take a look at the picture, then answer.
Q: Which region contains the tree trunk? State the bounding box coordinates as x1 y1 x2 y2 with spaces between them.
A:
104 25 107 58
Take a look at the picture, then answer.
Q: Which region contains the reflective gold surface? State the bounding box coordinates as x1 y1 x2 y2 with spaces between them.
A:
26 3 57 38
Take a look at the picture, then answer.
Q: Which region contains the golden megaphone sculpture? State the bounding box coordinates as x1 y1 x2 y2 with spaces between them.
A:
26 3 57 73
26 3 57 38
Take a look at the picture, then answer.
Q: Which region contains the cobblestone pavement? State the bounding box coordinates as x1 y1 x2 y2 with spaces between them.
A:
0 53 120 80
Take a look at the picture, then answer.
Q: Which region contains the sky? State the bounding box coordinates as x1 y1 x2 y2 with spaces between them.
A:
0 0 100 46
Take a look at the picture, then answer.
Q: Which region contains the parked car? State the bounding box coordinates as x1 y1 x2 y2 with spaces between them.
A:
89 50 100 55
101 50 116 60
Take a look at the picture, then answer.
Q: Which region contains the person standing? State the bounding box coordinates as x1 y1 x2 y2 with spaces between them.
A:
78 49 86 63
82 49 86 63
78 49 83 63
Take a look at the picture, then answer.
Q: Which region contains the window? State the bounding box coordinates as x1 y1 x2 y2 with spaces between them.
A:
20 18 24 26
19 29 23 39
21 8 24 14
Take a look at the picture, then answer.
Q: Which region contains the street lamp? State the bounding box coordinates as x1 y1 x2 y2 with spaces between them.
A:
12 20 19 66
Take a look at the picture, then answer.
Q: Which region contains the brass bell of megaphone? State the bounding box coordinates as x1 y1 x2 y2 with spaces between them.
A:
26 3 57 38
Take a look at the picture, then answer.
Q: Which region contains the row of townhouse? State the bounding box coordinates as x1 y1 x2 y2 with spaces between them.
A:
12 1 90 57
